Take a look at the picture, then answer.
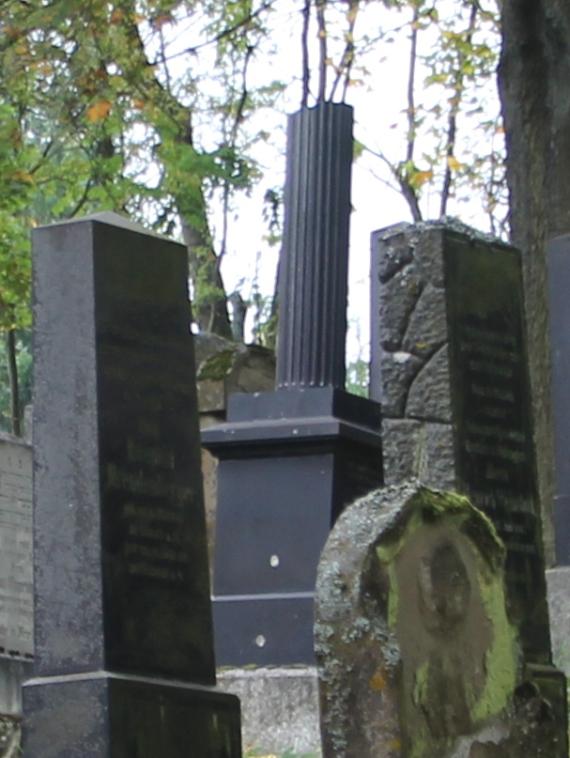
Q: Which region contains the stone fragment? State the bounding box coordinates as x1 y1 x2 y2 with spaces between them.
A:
377 262 421 351
406 344 452 422
403 282 447 359
382 419 455 490
379 351 423 417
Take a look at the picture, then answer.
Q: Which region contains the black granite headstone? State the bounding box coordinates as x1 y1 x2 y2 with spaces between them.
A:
23 213 241 756
371 221 563 689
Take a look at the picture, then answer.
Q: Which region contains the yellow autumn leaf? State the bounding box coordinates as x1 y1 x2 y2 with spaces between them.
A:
447 155 463 171
132 98 146 110
86 100 112 123
5 26 22 41
11 170 34 185
409 169 433 189
153 13 173 29
110 8 125 24
346 6 358 23
369 669 387 691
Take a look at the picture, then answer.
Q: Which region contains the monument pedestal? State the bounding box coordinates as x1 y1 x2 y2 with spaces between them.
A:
24 673 240 757
202 387 383 665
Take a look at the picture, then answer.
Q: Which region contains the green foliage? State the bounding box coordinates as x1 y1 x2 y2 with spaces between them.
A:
345 358 369 398
0 0 282 425
358 0 505 233
0 0 508 426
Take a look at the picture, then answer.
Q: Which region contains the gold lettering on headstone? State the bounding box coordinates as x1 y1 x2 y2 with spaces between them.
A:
106 454 191 587
458 321 531 485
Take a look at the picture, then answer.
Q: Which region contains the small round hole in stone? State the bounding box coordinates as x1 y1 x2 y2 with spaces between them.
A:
255 634 266 648
270 555 280 568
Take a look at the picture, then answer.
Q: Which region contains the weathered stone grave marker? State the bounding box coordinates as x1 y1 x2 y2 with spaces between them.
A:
316 482 567 757
545 232 570 678
547 233 570 567
23 213 241 756
371 222 555 668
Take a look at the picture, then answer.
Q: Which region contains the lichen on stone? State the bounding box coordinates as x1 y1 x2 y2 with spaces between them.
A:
197 348 237 380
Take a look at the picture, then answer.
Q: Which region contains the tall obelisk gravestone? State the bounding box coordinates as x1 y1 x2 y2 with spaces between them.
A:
202 103 383 666
371 221 566 738
23 214 241 757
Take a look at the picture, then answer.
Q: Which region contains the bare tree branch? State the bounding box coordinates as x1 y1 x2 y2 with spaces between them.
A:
316 0 327 102
440 0 478 218
406 3 419 165
301 0 311 107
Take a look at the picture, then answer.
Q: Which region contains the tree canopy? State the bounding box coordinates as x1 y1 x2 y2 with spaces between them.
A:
0 0 506 432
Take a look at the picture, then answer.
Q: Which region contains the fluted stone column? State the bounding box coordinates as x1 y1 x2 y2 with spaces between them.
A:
277 103 353 390
202 105 383 667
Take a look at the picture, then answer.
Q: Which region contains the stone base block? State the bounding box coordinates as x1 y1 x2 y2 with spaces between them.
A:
213 595 315 666
547 566 570 676
23 672 241 757
218 666 320 756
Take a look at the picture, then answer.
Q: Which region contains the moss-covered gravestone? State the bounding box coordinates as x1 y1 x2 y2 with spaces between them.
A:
315 482 567 757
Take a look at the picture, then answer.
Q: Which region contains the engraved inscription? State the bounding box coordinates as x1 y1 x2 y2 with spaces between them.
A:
457 319 531 496
104 400 194 589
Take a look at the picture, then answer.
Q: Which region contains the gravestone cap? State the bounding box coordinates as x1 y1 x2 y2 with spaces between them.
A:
37 212 172 241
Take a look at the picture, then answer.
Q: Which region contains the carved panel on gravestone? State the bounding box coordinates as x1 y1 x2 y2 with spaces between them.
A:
0 435 33 659
315 482 568 758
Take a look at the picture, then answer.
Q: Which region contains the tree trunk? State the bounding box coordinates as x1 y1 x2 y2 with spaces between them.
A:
180 213 233 339
6 329 20 437
498 0 570 564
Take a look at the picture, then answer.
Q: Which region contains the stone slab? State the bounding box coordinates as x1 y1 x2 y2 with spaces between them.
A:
23 674 241 758
547 566 570 675
218 666 320 756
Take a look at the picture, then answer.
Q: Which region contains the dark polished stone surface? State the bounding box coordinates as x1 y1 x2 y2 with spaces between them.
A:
25 213 241 755
444 234 550 662
276 104 353 390
203 388 383 665
23 673 241 758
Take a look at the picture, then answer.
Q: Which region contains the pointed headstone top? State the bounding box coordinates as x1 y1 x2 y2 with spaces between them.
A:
36 212 179 244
